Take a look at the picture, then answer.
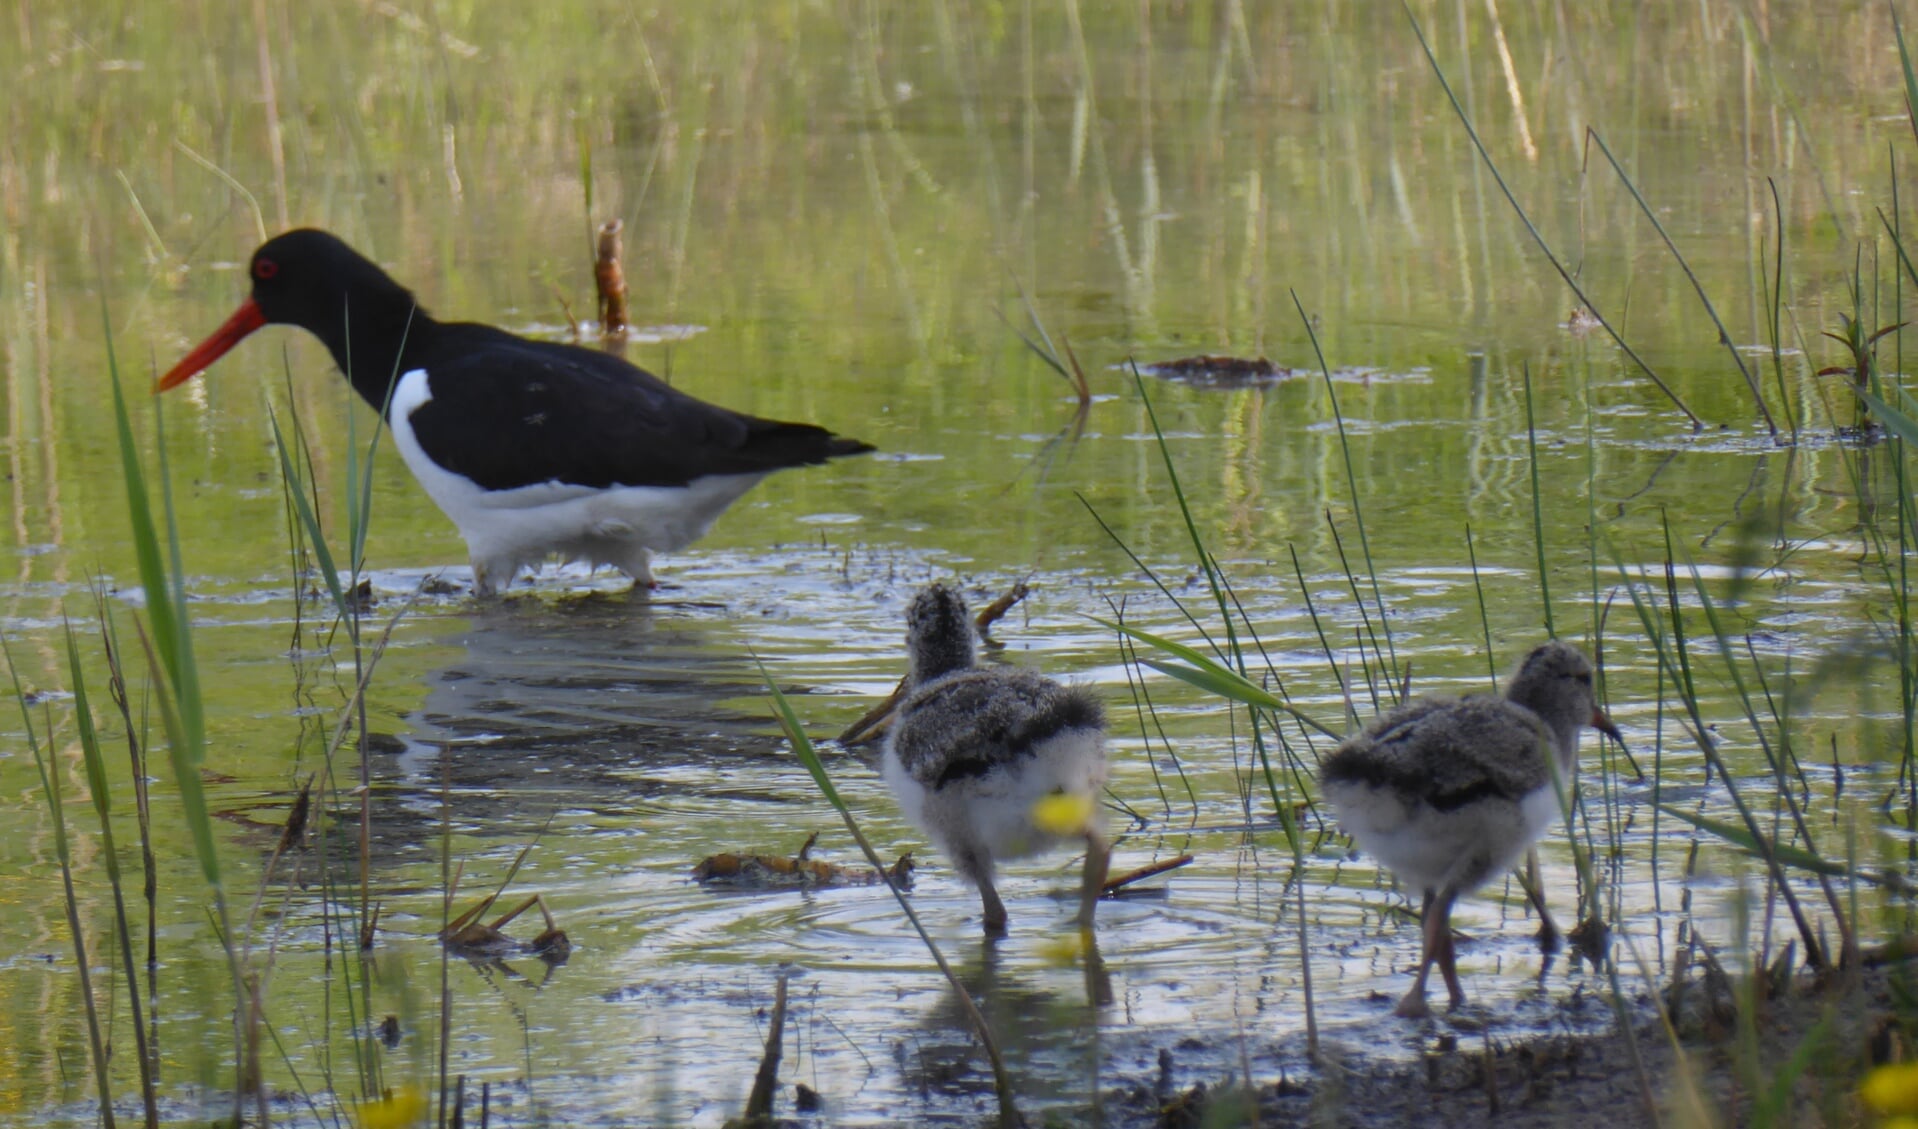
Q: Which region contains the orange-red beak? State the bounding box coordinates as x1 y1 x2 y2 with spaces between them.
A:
155 297 267 393
1591 708 1622 742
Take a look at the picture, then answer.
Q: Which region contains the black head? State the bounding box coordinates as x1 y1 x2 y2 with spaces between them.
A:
245 229 417 332
1504 639 1620 742
157 228 422 394
904 582 977 686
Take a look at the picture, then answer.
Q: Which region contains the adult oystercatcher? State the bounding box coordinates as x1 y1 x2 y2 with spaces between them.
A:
1318 640 1620 1017
880 582 1111 935
158 229 873 595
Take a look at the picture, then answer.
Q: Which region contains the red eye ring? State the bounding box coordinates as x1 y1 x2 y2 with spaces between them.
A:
254 258 279 280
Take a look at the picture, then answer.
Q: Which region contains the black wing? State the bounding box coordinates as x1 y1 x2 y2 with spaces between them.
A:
892 670 1104 790
405 323 872 491
1321 697 1551 811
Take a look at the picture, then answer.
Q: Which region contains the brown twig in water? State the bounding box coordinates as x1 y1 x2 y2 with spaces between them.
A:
359 902 381 952
530 902 573 959
239 776 314 949
837 679 905 747
728 975 789 1129
277 779 311 855
973 579 1031 640
1060 335 1091 408
442 892 569 958
693 841 915 889
595 219 629 338
1100 853 1194 895
548 281 581 340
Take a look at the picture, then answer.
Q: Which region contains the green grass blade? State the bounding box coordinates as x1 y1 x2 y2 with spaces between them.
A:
1609 540 1827 966
756 659 1023 1126
134 624 222 890
1677 551 1852 950
106 323 203 756
1294 289 1401 696
348 310 407 580
1465 525 1499 691
1398 0 1702 429
1126 365 1240 651
65 621 113 829
1857 385 1918 449
6 640 117 1128
1584 128 1774 433
1290 545 1357 727
1076 492 1223 657
1765 179 1799 437
62 619 161 1127
1895 1 1918 148
1099 618 1339 739
1655 803 1913 894
1523 364 1556 639
270 409 350 617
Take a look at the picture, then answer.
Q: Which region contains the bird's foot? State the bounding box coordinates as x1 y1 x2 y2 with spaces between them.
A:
1568 915 1610 963
1393 993 1432 1019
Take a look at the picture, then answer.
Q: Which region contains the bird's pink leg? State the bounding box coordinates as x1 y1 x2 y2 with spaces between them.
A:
1432 887 1466 1011
1520 849 1561 953
1395 889 1441 1018
1075 831 1111 932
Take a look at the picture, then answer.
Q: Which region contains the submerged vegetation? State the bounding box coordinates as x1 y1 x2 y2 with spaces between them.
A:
8 2 1918 1127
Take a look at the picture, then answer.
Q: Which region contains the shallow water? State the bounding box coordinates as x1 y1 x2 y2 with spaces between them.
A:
2 2 1914 1124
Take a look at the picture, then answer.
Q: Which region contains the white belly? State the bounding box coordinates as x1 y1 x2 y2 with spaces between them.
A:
1323 779 1559 896
881 726 1107 877
387 369 768 587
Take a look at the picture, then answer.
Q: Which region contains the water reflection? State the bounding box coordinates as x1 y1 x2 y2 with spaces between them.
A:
907 936 1112 1115
371 594 792 839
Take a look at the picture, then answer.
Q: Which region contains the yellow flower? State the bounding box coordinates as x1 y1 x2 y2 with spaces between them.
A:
355 1086 430 1129
1031 792 1095 836
1861 1061 1918 1116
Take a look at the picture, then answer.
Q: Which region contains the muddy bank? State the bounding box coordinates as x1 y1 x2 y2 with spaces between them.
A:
1091 961 1904 1128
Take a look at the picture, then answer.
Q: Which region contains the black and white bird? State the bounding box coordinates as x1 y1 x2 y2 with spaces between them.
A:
158 229 873 595
1318 640 1620 1018
880 583 1110 934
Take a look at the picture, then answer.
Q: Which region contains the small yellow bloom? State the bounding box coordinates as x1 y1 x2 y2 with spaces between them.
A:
1861 1061 1918 1116
355 1086 430 1129
1031 792 1095 836
1036 927 1092 965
